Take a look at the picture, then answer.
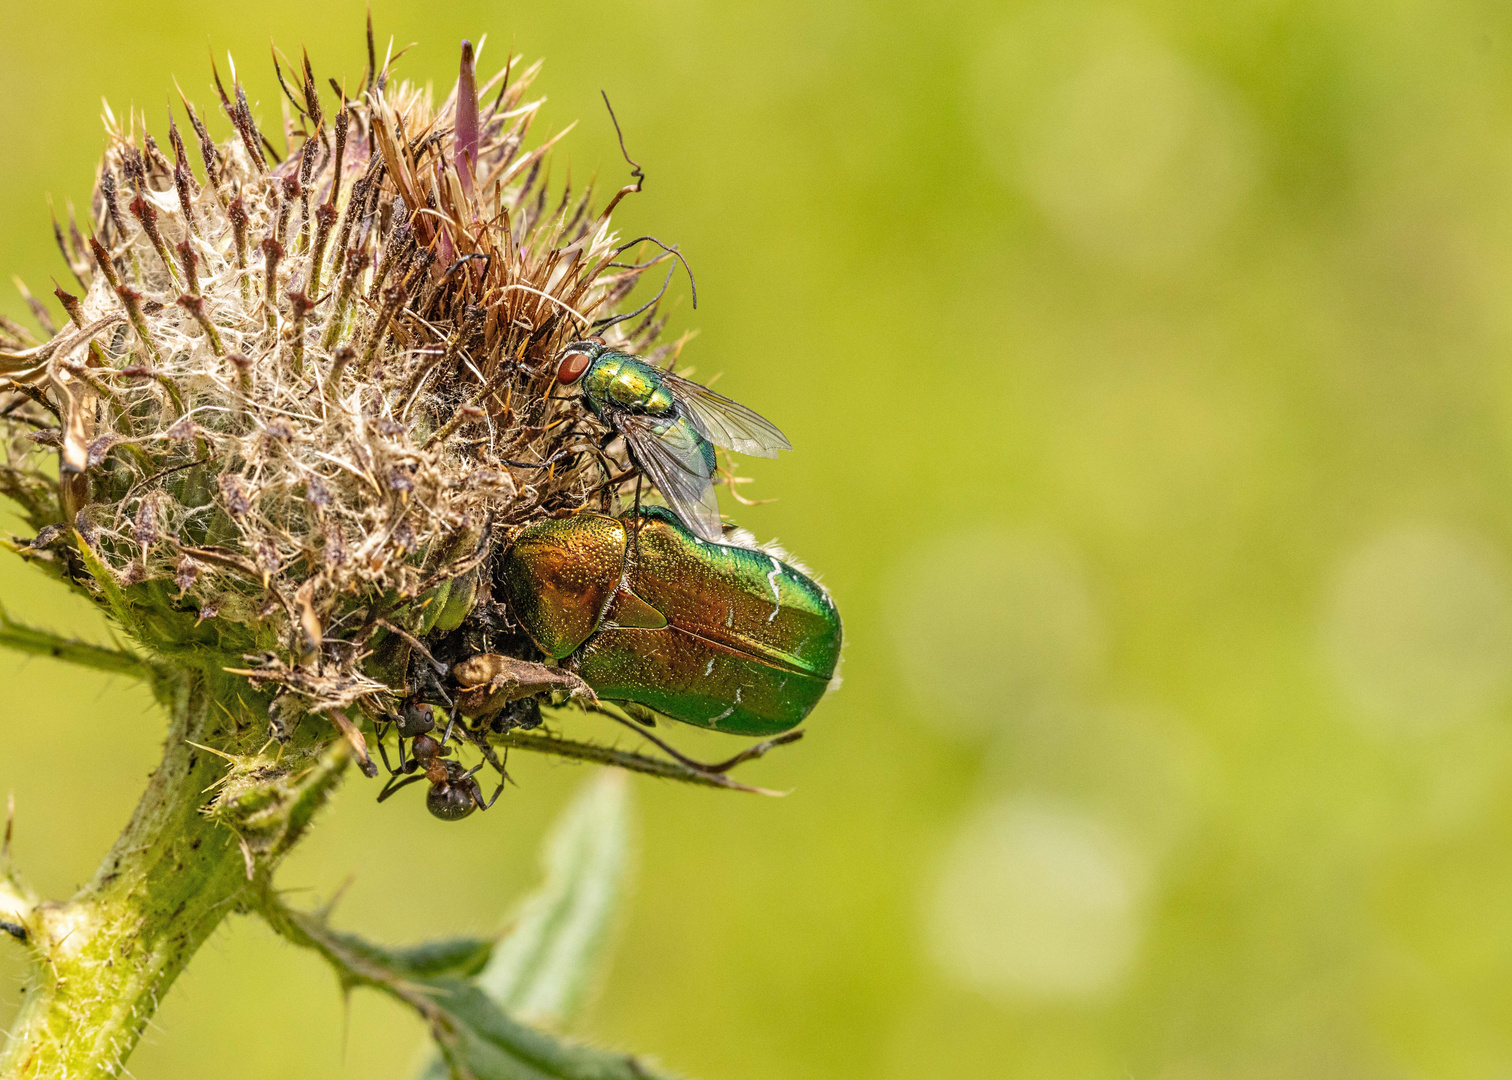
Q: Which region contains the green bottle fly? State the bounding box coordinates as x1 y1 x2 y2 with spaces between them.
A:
555 341 791 542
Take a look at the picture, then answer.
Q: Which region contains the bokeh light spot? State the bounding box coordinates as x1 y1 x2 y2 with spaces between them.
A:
888 529 1104 738
1322 524 1512 735
975 4 1257 269
1050 362 1266 538
987 703 1207 861
924 797 1148 1001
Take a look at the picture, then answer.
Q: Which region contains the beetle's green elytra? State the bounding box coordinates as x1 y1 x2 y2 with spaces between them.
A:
499 514 627 659
500 508 841 735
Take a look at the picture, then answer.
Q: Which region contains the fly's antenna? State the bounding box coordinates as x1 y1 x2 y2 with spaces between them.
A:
599 91 644 215
590 260 676 333
608 234 697 309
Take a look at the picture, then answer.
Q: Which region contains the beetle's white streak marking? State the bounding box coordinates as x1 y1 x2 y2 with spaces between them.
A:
704 657 715 677
766 557 783 622
711 703 737 725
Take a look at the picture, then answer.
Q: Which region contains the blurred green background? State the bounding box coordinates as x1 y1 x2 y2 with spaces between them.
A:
4 0 1512 1076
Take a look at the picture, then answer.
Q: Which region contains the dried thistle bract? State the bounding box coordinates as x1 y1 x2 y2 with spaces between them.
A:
0 38 687 727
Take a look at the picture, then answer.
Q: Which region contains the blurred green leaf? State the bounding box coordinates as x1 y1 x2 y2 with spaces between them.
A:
413 768 638 1080
423 981 674 1080
314 927 494 982
476 767 634 1024
261 768 663 1080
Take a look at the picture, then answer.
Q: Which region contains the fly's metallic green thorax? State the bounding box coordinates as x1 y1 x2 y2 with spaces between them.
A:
582 352 678 415
556 340 792 543
500 508 842 736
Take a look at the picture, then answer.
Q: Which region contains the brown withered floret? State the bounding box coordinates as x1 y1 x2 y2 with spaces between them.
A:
0 41 690 726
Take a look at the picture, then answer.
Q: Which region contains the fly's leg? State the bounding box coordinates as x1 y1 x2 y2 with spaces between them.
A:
629 472 644 564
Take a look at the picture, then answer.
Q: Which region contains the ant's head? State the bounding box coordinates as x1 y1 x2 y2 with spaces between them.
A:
395 699 436 738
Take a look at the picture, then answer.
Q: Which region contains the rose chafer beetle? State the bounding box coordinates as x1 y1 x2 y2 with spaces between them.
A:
499 506 841 736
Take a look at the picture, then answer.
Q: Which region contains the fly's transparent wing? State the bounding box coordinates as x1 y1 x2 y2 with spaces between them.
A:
662 373 791 459
617 413 724 542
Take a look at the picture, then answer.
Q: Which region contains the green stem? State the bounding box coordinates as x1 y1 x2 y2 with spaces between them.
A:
0 669 346 1079
0 604 152 679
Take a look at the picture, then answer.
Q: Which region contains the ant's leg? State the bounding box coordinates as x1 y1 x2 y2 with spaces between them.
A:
486 752 510 807
376 732 404 776
469 776 505 811
376 773 425 804
463 724 509 779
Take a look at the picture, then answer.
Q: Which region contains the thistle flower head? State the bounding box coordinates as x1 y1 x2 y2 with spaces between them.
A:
0 38 684 724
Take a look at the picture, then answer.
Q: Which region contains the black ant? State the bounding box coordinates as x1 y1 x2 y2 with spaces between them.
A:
375 699 503 821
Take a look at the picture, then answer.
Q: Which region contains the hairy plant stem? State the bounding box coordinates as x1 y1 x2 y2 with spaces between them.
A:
0 603 152 680
0 667 346 1079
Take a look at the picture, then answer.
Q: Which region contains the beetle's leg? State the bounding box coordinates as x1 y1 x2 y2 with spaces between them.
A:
586 703 806 775
694 730 807 773
376 773 425 804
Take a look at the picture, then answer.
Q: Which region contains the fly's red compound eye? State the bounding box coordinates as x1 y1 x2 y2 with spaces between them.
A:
556 350 593 384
